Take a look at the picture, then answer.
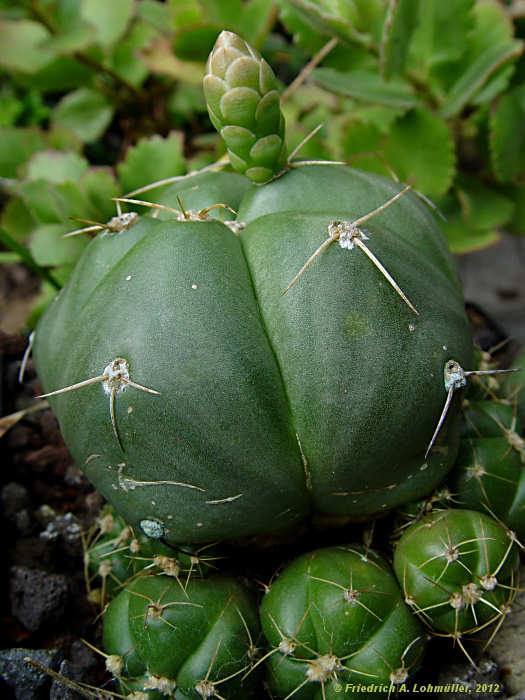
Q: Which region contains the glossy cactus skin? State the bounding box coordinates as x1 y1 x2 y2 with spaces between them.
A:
448 396 525 540
203 31 287 183
449 437 525 541
393 509 519 637
259 546 426 698
33 162 474 544
103 574 260 699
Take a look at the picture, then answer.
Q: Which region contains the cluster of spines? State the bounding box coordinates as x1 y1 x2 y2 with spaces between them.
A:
83 505 218 609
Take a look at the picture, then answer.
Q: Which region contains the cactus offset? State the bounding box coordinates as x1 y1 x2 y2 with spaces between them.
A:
103 574 260 698
393 509 520 657
258 546 426 698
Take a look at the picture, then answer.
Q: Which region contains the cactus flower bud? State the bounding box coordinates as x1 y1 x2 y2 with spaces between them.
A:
204 31 287 183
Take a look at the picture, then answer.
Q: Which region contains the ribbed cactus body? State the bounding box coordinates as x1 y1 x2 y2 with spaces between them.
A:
259 546 426 698
204 31 287 183
393 509 519 635
103 574 260 698
33 165 473 544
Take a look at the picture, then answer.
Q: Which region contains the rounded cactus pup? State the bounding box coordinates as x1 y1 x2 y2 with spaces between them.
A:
393 509 520 659
258 546 426 698
85 506 219 606
33 34 475 544
103 574 260 699
461 399 524 443
449 436 525 541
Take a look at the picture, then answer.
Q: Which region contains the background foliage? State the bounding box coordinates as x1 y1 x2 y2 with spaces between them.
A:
1 0 524 324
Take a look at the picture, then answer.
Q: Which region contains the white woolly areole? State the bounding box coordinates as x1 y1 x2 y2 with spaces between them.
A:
462 582 482 605
328 221 369 250
444 360 467 391
480 574 498 591
143 673 177 695
306 654 341 683
176 209 211 222
105 655 123 675
106 212 139 233
195 680 217 697
102 358 130 395
224 220 246 235
390 667 409 685
154 555 180 577
278 638 296 655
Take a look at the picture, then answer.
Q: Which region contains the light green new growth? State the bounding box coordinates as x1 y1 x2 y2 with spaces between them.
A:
203 31 287 183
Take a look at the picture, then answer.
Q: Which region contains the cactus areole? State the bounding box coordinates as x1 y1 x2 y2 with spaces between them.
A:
33 33 473 545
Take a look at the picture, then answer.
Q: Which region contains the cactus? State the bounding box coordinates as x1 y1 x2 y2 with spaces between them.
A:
32 32 476 545
258 545 426 698
393 509 520 656
85 506 218 606
102 574 260 699
449 437 525 542
203 31 287 183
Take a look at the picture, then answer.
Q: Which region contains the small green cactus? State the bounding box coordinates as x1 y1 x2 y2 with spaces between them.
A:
103 574 260 699
258 545 426 698
393 509 520 652
449 437 525 541
85 506 218 606
203 30 288 183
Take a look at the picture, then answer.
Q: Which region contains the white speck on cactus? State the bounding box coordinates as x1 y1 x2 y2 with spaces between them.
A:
140 518 166 539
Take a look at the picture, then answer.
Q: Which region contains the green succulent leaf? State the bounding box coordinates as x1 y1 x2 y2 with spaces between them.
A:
26 151 89 184
380 0 420 79
29 222 88 267
116 132 187 194
279 0 382 48
490 84 525 183
0 126 46 178
437 194 501 253
52 88 115 144
408 0 474 82
440 41 523 119
108 20 157 87
0 197 37 242
38 22 95 54
0 227 61 290
504 184 525 236
456 177 515 232
383 106 455 198
0 19 55 73
312 67 421 108
81 0 134 47
439 1 523 118
80 168 121 222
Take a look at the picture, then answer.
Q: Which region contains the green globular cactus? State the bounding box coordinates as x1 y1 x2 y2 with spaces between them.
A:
503 347 525 426
85 506 218 606
393 509 520 646
258 546 426 698
203 30 287 183
33 34 475 545
102 574 260 699
449 437 525 541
